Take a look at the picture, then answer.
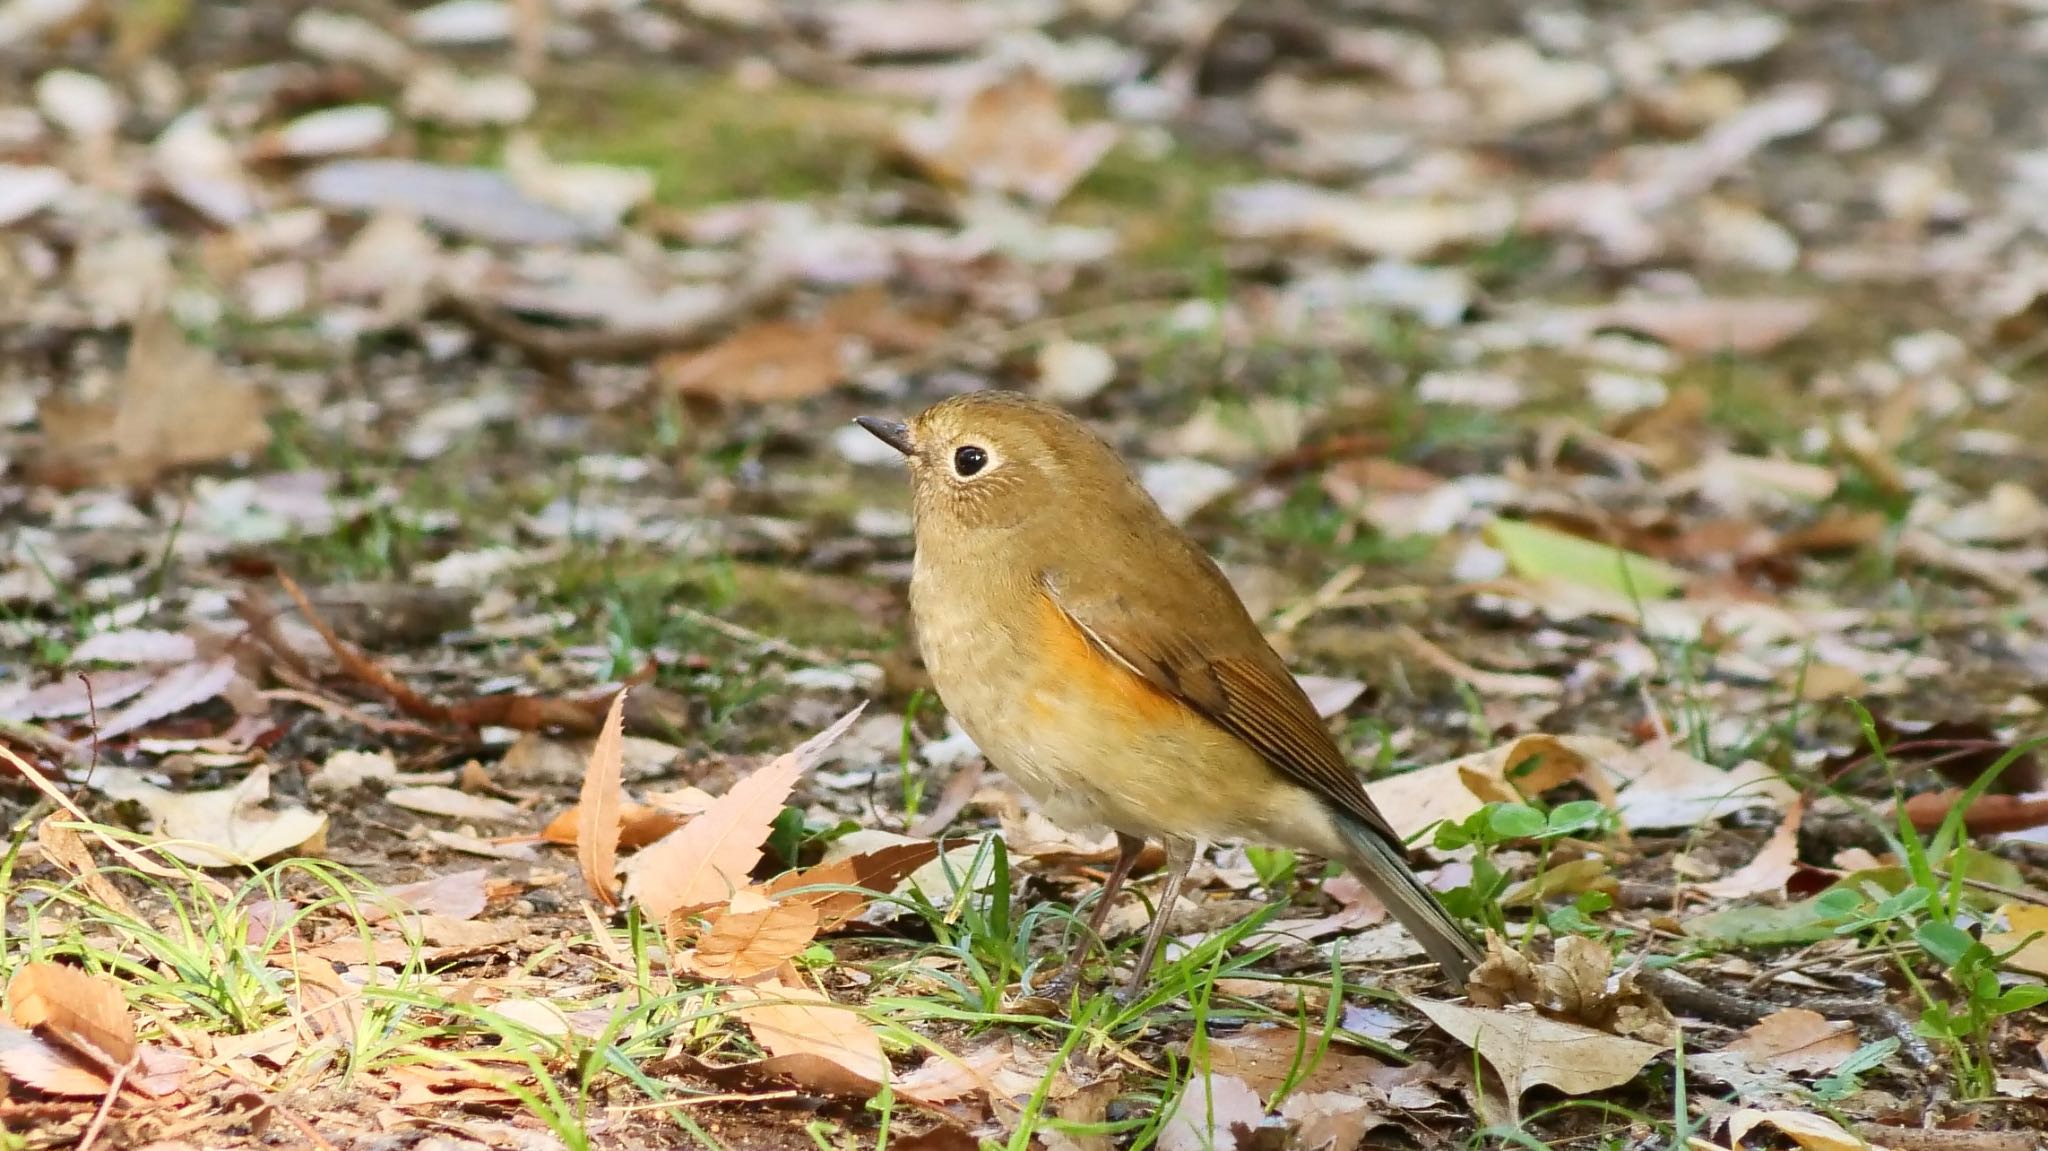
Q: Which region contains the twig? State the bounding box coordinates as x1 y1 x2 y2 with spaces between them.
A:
1636 967 1936 1066
1926 868 2048 908
75 1057 130 1151
1269 565 1363 637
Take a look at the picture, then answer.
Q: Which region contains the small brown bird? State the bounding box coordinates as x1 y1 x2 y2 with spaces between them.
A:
857 391 1481 999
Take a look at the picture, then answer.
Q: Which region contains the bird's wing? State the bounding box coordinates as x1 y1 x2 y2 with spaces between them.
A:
1042 573 1404 848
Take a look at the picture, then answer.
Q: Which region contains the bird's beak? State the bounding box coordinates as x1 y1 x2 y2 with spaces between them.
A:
854 416 915 457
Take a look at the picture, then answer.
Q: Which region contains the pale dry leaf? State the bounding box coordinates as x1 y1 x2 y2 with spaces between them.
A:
1986 905 2048 978
894 1041 1010 1105
1279 1090 1380 1151
6 963 136 1070
577 688 628 909
624 705 864 920
0 1025 110 1097
1599 297 1821 357
1397 626 1562 699
683 893 821 981
68 629 197 667
1695 799 1805 900
96 656 238 739
1366 733 1592 842
1159 1071 1266 1151
275 952 363 1044
373 868 489 922
384 785 524 824
87 765 327 868
1412 998 1667 1098
1726 1109 1886 1151
1723 1009 1860 1076
0 669 154 721
1607 747 1795 831
33 313 270 489
730 976 887 1086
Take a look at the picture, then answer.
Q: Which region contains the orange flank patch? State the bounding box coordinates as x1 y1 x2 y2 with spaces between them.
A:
1025 592 1188 727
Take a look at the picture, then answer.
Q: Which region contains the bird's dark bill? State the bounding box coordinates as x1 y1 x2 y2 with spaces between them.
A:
855 416 915 456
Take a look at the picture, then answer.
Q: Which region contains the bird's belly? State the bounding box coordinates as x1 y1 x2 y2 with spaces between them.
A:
913 567 1302 845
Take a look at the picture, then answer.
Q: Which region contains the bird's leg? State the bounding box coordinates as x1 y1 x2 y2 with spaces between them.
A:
1119 838 1197 1004
1032 832 1146 1000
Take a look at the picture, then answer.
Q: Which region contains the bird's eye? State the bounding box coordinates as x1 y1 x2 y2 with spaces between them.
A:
953 445 988 477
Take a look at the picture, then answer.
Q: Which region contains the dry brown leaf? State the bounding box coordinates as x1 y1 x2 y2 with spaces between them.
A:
1723 1009 1860 1075
623 705 864 920
35 816 141 921
1694 799 1804 900
661 318 844 405
577 687 628 909
681 890 822 981
6 962 136 1070
1466 934 1677 1045
275 952 363 1044
32 311 270 488
1205 1024 1391 1101
730 976 888 1087
896 67 1117 206
764 839 943 930
1605 745 1796 831
1413 997 1667 1099
541 802 685 849
0 1024 111 1097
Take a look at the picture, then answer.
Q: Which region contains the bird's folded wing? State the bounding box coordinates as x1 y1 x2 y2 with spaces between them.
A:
1042 578 1405 849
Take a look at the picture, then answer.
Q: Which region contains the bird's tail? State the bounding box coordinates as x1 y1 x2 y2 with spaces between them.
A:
1335 814 1483 988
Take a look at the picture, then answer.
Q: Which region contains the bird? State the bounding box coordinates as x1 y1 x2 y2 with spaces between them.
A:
855 390 1482 1002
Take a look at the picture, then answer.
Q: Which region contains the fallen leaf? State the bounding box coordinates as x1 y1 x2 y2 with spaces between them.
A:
1987 905 2048 978
1365 733 1593 843
624 705 864 920
1159 1070 1266 1151
1412 998 1667 1099
661 318 845 405
1466 935 1678 1045
372 868 490 922
577 688 628 909
95 656 239 739
1204 1024 1391 1100
1726 1109 1884 1151
68 629 197 667
764 839 942 929
1397 626 1562 698
729 976 888 1086
6 963 136 1071
1216 181 1514 260
1598 296 1821 356
895 1042 1010 1105
87 765 328 868
1607 748 1795 831
0 1025 110 1097
33 313 271 489
1723 1010 1860 1076
1694 799 1805 899
681 889 821 980
35 816 141 921
897 66 1117 206
384 786 526 824
1483 519 1687 599
541 802 684 849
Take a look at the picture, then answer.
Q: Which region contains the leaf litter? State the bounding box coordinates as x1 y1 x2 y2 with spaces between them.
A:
5 0 2048 1146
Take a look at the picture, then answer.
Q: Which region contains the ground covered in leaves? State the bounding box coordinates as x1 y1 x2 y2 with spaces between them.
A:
5 1 2048 1149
